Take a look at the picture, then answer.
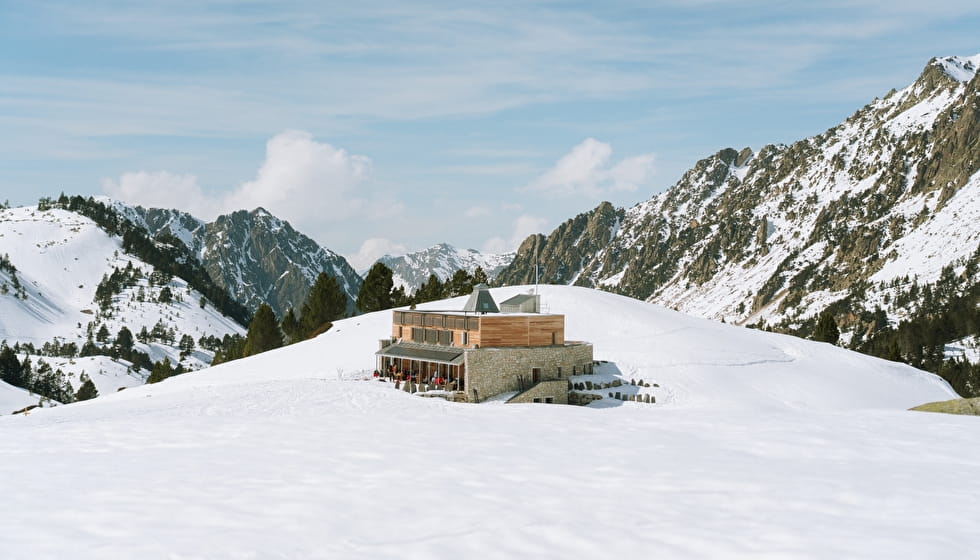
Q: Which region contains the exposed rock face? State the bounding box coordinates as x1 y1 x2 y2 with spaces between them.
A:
118 205 361 317
496 55 980 342
374 243 514 295
495 201 624 286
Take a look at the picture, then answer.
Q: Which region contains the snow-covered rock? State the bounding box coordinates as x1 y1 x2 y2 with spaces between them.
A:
496 54 980 344
373 242 514 294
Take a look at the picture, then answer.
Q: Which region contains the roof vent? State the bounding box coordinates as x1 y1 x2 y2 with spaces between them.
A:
462 283 499 314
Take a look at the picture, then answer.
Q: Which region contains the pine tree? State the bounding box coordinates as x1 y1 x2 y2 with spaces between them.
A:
147 357 174 384
300 272 347 336
74 374 99 401
472 266 488 285
415 273 444 304
357 262 395 313
243 304 283 357
813 310 840 345
446 269 475 297
115 326 134 353
96 324 111 343
391 285 410 307
0 344 25 388
178 334 195 358
280 307 301 343
211 334 245 365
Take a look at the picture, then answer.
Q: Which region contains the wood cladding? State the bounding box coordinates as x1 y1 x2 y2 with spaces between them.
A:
480 315 564 347
391 311 564 348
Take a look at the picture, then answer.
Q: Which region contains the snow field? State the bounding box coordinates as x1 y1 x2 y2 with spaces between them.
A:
2 285 975 558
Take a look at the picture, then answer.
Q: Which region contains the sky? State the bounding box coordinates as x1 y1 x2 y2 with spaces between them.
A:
1 1 978 270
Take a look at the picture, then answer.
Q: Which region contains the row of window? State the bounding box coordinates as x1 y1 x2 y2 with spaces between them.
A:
404 327 469 346
394 311 480 331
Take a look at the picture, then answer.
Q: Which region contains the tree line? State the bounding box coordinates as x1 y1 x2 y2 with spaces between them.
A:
0 343 99 405
798 257 980 398
210 263 490 369
356 263 489 313
55 194 251 325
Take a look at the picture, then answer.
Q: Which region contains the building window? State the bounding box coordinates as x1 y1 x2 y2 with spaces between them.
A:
398 326 403 339
462 332 469 346
544 397 554 404
552 332 557 345
557 367 562 378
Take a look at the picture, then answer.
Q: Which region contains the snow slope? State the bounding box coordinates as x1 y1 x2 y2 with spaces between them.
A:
0 206 243 345
0 379 36 413
0 205 245 398
1 286 975 558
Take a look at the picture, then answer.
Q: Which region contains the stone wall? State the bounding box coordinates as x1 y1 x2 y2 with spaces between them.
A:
464 343 593 403
507 379 569 404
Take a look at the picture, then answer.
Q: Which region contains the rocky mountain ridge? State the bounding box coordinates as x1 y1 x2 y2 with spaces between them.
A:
373 243 513 295
497 55 980 354
115 203 362 318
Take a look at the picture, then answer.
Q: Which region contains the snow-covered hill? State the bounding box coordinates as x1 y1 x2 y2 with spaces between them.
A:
0 205 244 401
3 285 976 558
373 243 513 294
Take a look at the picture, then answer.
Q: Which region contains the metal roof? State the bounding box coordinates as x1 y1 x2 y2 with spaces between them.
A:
500 293 537 305
375 341 465 365
462 283 499 313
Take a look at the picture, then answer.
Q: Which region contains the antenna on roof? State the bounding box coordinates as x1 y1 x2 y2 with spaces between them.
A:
534 237 539 295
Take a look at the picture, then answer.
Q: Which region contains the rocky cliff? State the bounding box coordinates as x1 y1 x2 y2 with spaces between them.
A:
497 55 980 347
118 205 362 317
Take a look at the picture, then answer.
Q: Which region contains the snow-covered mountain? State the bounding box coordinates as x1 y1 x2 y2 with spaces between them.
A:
115 203 362 316
498 55 980 351
373 243 513 294
0 204 245 406
2 285 975 558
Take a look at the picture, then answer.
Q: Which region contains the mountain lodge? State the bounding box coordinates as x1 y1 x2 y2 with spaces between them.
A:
376 284 593 403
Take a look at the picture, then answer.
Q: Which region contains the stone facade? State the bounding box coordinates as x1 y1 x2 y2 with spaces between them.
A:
507 379 569 404
464 342 593 403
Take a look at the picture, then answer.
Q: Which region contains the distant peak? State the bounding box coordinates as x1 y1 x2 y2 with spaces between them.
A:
932 54 980 82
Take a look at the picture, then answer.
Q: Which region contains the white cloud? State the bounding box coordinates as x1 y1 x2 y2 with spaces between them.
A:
526 138 655 198
225 130 372 228
347 238 408 272
102 130 386 247
482 214 547 254
102 171 219 219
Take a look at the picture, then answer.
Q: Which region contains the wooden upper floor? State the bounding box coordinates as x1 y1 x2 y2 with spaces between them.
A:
391 310 565 348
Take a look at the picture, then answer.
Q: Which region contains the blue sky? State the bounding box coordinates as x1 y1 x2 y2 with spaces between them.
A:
1 1 978 268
